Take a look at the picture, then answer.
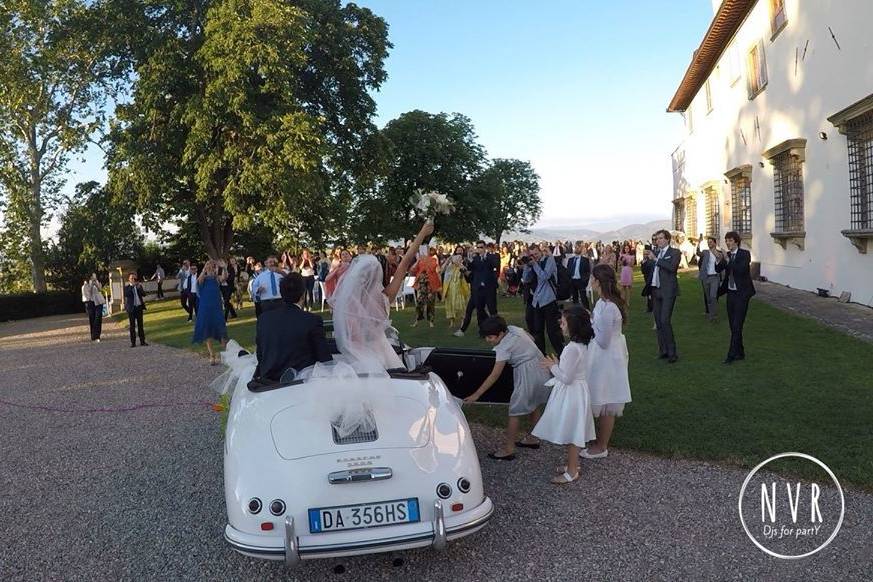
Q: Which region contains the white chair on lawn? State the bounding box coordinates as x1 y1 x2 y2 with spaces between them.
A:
318 281 328 311
404 276 417 306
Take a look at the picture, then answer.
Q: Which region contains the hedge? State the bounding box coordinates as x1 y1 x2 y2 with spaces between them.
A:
0 291 84 322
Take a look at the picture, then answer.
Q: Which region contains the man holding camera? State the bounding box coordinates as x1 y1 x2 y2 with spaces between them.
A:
522 244 564 355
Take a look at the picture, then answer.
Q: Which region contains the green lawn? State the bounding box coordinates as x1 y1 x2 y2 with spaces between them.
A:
131 272 873 489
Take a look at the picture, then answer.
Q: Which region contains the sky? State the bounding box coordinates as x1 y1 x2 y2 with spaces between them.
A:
61 0 716 232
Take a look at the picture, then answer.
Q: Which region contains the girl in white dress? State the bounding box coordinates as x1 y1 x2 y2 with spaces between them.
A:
532 305 596 484
582 264 631 459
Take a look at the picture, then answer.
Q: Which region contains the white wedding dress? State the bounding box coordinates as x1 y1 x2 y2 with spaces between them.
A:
212 253 404 438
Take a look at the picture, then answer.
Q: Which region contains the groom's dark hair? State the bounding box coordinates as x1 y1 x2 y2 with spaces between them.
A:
280 273 305 304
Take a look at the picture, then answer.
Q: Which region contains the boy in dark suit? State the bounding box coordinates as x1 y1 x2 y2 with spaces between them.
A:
717 231 756 364
645 229 681 362
123 273 148 347
254 273 332 383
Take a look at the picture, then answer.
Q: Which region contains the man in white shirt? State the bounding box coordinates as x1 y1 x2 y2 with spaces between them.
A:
566 242 591 309
177 260 193 321
645 229 681 363
187 264 200 319
695 236 723 322
150 264 166 299
251 256 284 318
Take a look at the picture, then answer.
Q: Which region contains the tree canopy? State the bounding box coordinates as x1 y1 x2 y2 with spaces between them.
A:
351 110 486 243
473 158 542 244
46 180 142 290
0 0 125 291
107 0 391 258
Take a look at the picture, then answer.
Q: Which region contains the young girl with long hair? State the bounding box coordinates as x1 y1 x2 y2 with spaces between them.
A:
582 264 631 459
531 305 596 484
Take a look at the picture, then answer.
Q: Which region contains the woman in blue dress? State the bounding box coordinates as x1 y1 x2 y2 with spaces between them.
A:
193 260 228 364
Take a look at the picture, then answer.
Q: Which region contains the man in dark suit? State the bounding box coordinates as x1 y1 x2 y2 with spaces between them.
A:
645 229 681 363
454 241 500 337
717 231 756 364
254 273 332 383
567 242 591 309
123 273 148 347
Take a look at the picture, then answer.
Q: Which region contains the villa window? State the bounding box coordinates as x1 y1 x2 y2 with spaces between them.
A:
673 200 685 232
726 166 753 236
827 94 873 253
705 79 713 114
769 0 787 39
684 196 697 236
845 110 873 232
704 187 720 239
763 139 806 249
746 41 768 100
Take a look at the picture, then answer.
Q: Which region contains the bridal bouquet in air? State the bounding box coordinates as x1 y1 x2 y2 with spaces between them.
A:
410 190 454 224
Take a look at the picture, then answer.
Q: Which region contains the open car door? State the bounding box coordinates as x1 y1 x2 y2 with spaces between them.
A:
418 347 513 404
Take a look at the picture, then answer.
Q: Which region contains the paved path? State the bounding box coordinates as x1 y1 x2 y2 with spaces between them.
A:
751 281 873 343
1 315 871 581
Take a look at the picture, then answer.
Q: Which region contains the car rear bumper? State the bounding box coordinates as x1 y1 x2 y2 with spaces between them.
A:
225 496 494 563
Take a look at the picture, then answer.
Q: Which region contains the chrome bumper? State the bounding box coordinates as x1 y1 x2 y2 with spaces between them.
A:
225 496 494 566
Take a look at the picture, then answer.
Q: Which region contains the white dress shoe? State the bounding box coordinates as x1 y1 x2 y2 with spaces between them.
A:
579 448 608 459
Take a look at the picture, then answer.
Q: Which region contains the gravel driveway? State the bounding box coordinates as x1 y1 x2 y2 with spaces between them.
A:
1 315 870 581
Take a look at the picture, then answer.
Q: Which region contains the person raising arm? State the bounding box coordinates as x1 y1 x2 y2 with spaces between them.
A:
383 221 435 300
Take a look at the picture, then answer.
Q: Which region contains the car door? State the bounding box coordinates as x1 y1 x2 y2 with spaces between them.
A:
422 348 513 404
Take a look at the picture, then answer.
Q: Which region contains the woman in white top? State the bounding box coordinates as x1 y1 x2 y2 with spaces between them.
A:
582 263 631 459
299 248 316 311
81 273 106 342
532 305 596 484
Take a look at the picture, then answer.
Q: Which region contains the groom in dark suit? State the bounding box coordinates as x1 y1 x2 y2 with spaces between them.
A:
254 272 332 383
646 229 681 363
717 231 755 364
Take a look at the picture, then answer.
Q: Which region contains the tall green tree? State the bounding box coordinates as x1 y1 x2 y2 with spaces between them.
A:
107 0 389 259
472 158 542 244
0 0 125 291
45 180 142 291
352 110 486 243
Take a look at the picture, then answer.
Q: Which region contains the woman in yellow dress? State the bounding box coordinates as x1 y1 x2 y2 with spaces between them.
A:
441 247 471 329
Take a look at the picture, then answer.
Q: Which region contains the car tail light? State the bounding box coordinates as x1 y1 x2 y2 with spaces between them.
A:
436 483 452 499
248 498 262 514
457 478 471 493
451 503 464 512
270 499 286 516
260 522 274 531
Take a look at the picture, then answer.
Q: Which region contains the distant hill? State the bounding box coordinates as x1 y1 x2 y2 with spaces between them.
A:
502 219 670 243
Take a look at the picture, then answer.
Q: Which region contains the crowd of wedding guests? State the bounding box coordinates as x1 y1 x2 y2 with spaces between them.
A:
106 227 752 483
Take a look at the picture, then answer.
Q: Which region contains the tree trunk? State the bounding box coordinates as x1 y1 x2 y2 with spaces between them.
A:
195 203 234 260
28 157 47 292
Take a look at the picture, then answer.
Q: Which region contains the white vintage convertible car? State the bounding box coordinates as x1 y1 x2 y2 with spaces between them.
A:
222 338 503 566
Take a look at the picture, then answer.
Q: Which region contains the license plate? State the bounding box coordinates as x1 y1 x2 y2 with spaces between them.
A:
308 498 420 533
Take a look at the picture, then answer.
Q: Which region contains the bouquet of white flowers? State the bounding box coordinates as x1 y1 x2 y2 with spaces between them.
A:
410 190 454 224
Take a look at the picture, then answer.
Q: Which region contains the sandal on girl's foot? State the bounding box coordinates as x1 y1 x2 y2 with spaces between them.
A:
555 465 568 474
515 440 541 449
579 448 608 459
487 452 516 461
551 471 579 484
